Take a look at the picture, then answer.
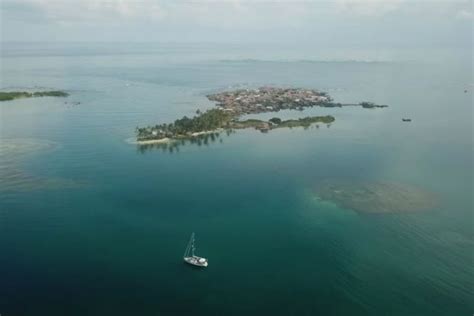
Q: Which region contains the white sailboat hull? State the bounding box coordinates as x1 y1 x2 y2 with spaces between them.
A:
184 256 208 267
183 233 208 267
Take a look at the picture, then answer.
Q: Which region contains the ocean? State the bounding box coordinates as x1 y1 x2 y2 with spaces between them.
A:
0 42 472 315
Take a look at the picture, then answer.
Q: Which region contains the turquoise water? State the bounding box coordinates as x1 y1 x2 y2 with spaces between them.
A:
0 43 472 315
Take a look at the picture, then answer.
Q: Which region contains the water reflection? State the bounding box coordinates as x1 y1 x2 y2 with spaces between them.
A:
136 131 233 154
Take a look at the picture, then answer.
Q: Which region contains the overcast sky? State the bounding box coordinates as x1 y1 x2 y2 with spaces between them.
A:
1 0 472 48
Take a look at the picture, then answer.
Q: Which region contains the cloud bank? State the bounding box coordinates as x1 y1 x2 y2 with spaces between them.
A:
1 0 472 44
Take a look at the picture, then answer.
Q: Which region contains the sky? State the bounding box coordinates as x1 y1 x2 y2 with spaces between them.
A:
0 0 472 48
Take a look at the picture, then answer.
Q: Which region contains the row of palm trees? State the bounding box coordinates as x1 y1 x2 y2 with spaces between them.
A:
136 109 233 140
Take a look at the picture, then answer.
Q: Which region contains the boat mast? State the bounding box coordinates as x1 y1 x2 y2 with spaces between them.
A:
184 240 190 258
184 232 196 258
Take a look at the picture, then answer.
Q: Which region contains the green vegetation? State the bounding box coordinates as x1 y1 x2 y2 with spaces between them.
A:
136 108 335 142
359 101 388 109
232 116 334 131
275 116 335 128
0 92 31 101
136 109 234 141
33 91 69 97
0 90 69 101
232 119 270 130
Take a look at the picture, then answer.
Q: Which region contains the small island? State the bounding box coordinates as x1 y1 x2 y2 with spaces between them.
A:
135 87 386 145
136 108 334 143
0 91 69 102
207 87 387 115
359 101 388 109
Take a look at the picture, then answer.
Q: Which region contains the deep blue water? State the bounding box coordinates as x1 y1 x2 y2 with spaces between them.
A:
0 43 472 315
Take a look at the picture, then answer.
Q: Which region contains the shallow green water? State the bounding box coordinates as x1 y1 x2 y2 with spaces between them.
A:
0 43 472 315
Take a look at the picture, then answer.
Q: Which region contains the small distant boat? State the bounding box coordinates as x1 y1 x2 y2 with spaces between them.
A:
183 233 208 267
402 118 412 122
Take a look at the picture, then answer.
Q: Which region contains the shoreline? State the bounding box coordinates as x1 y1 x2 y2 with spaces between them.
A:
135 129 224 145
136 137 171 145
190 129 223 137
133 115 334 146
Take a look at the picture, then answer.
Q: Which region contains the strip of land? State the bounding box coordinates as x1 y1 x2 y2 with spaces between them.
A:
136 108 335 143
0 91 69 101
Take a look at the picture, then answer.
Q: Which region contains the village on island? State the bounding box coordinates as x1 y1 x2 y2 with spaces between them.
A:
135 87 388 145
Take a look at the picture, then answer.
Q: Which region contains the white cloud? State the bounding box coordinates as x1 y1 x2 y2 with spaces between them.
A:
456 9 473 19
1 0 471 42
1 0 325 29
336 0 404 16
2 0 168 23
4 0 466 26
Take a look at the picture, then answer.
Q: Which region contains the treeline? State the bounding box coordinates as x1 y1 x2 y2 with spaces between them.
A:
233 115 335 132
0 91 69 101
276 115 335 128
359 101 388 108
136 109 234 140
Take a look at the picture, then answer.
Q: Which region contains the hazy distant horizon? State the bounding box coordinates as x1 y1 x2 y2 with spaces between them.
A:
1 0 472 50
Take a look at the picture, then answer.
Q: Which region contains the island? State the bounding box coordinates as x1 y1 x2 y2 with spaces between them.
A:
136 108 334 143
207 87 387 115
359 101 388 109
0 91 69 101
135 87 386 145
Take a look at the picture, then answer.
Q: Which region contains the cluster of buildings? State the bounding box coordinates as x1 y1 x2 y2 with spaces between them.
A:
207 87 332 115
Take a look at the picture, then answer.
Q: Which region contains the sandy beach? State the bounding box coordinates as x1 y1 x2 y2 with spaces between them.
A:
135 138 171 145
190 129 222 137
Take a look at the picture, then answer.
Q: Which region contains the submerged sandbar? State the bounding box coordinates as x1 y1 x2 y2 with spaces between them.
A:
314 180 437 214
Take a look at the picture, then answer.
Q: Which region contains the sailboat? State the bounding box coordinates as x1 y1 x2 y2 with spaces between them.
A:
183 232 208 267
